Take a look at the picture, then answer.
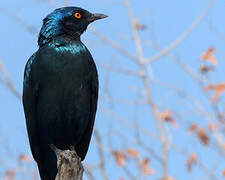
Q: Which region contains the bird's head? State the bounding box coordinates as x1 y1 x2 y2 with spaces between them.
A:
38 7 107 46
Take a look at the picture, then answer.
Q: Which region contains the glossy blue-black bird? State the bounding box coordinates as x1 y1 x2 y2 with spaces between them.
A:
22 7 107 180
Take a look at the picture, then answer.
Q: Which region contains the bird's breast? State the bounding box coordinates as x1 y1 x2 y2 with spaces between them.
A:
36 41 93 76
33 43 94 146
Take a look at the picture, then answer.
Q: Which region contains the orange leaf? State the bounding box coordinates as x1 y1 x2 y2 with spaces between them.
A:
196 128 209 146
113 150 125 166
126 148 139 158
204 83 225 103
140 158 155 175
201 47 218 65
19 154 31 163
159 110 172 120
208 123 218 131
221 143 225 151
4 169 15 180
133 20 147 31
199 65 214 74
166 177 176 180
186 153 198 172
159 111 177 128
188 124 198 134
222 169 225 177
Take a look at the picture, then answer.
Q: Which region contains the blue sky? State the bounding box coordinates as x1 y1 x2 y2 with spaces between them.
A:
0 0 225 179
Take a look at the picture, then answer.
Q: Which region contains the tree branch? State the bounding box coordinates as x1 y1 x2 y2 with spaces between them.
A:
145 0 215 64
50 145 84 180
0 59 21 100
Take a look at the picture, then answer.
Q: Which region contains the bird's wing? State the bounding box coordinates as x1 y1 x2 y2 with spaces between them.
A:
22 53 41 162
75 66 99 160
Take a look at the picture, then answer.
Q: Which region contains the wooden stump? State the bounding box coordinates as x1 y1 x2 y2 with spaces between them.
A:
50 145 84 180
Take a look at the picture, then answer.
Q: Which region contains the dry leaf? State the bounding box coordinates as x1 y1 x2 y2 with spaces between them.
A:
167 177 176 180
126 148 139 158
159 110 172 120
133 20 147 31
222 143 225 150
196 128 209 146
199 65 214 74
201 47 218 65
113 150 125 166
166 177 176 180
4 169 15 180
204 83 225 104
159 176 176 180
208 123 218 131
19 154 31 163
222 169 225 177
188 124 198 134
218 113 225 123
140 158 155 175
189 125 210 146
186 153 198 172
159 110 177 128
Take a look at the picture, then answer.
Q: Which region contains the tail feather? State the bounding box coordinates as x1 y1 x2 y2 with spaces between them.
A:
37 145 58 180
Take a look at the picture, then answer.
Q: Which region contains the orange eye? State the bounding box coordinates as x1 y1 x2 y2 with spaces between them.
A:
74 12 82 19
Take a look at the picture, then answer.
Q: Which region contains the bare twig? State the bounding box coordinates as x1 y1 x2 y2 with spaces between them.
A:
94 130 108 180
124 0 169 178
83 165 96 180
173 145 219 180
0 7 38 35
64 0 70 6
124 0 145 64
90 27 140 65
140 69 169 179
0 60 21 100
145 0 215 64
97 62 140 76
42 0 60 7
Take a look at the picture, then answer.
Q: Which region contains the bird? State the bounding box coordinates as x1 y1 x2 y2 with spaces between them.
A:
22 7 107 180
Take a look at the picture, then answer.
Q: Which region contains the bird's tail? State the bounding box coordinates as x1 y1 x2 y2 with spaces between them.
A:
37 145 58 180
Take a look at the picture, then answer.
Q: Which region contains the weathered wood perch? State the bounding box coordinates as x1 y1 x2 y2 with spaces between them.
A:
50 145 84 180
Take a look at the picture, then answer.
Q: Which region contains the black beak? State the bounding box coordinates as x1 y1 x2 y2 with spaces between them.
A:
88 13 108 23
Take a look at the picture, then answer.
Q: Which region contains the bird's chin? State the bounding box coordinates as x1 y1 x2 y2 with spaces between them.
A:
73 29 86 38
